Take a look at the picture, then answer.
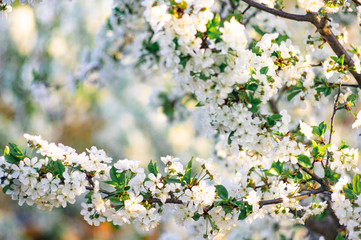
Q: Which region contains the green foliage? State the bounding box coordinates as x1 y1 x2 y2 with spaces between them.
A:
215 185 229 200
352 174 360 195
325 168 340 182
148 160 159 175
182 158 193 184
297 154 312 168
312 122 327 138
206 13 221 40
330 55 345 66
247 93 262 114
252 25 266 36
4 143 25 164
274 34 289 45
287 85 303 101
228 130 236 145
343 187 357 200
260 66 269 75
237 201 252 220
266 114 282 127
346 93 357 107
264 161 284 177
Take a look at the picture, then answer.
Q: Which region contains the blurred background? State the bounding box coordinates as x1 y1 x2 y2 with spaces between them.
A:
0 0 210 239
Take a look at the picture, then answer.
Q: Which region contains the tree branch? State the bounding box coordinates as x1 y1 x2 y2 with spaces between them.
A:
326 85 342 167
297 164 330 191
228 0 237 10
307 13 361 87
240 0 309 22
239 0 361 88
259 187 325 207
351 0 361 6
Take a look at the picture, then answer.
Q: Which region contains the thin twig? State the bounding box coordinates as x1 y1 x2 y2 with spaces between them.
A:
297 164 330 191
242 5 251 15
326 85 342 167
241 0 310 22
259 187 325 207
242 9 259 26
229 0 237 10
329 83 359 88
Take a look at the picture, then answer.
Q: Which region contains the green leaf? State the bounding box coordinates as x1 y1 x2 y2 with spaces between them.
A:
316 86 331 97
109 196 122 203
148 160 158 175
228 130 236 145
343 187 357 200
195 102 204 107
4 146 19 164
165 177 181 184
347 93 357 106
192 212 201 221
8 143 25 159
207 27 221 39
237 201 248 220
335 233 344 240
214 13 221 26
252 46 263 56
247 83 258 92
221 205 232 214
297 154 312 168
339 54 345 65
264 168 280 176
287 90 301 101
53 161 65 176
275 34 289 45
345 188 358 201
260 66 269 75
215 185 229 200
340 140 349 149
182 158 193 184
320 144 331 153
238 211 247 220
110 167 121 185
325 168 340 182
353 175 360 195
330 56 339 62
266 114 282 127
252 25 265 36
2 185 12 194
179 55 191 69
4 143 25 164
312 121 327 137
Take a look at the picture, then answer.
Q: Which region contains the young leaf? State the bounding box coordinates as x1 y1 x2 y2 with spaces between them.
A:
110 166 121 185
148 160 158 175
183 158 193 184
297 154 312 168
215 185 229 200
260 66 269 75
353 174 360 195
228 130 236 145
192 212 201 221
287 90 301 101
343 187 357 200
53 161 65 176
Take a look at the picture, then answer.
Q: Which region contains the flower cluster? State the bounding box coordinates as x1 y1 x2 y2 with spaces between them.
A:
1 134 350 238
332 176 361 239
